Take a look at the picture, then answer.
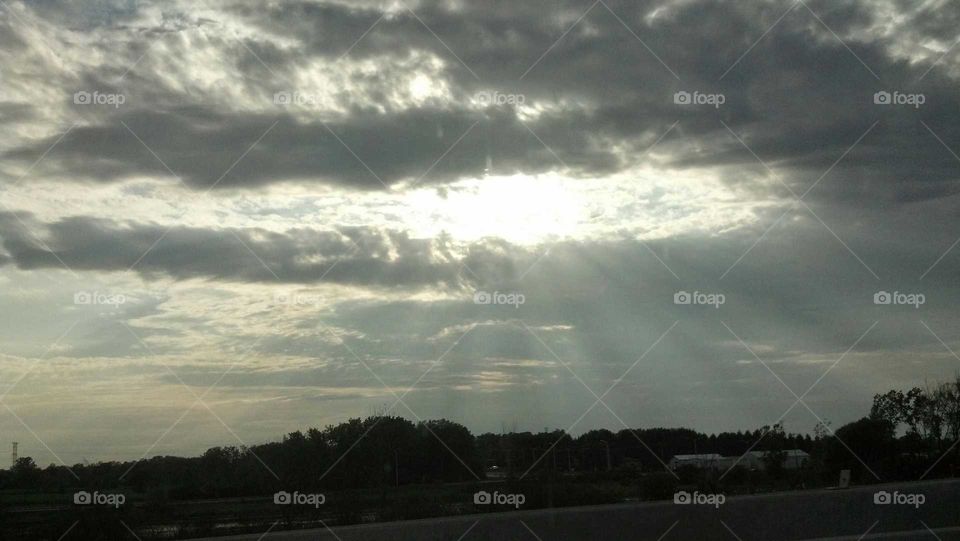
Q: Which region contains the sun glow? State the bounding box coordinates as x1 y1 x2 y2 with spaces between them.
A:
407 174 585 244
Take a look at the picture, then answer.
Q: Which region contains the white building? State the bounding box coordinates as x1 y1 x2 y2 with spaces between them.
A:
668 453 724 470
669 450 810 471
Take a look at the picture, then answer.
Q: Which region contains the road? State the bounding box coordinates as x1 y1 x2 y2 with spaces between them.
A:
189 479 960 541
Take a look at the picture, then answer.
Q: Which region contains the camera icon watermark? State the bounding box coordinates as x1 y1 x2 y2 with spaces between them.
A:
673 490 724 508
74 490 125 508
674 290 725 308
873 90 925 108
873 490 924 508
873 290 924 308
473 490 525 509
673 90 725 108
73 90 126 108
273 490 325 508
74 291 126 306
473 290 525 308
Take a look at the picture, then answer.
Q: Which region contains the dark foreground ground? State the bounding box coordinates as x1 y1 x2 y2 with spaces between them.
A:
189 479 960 541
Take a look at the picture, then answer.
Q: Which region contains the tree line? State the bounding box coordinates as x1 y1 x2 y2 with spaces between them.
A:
1 376 958 498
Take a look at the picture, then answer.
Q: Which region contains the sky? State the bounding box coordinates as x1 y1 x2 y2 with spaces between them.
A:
0 0 959 467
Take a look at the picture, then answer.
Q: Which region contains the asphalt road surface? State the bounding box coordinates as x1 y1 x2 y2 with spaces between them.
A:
189 479 960 541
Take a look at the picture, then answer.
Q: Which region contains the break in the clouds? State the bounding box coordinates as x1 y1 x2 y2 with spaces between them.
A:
0 0 959 465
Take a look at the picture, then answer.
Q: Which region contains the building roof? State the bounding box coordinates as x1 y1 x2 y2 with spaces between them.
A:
671 453 723 460
746 449 810 458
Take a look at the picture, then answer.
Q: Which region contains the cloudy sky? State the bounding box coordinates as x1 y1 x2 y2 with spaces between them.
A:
0 0 959 467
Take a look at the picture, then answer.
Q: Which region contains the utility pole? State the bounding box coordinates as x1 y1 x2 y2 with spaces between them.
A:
11 442 18 467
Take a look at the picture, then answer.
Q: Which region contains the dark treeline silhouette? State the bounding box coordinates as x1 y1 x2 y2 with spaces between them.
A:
2 378 960 496
1 417 481 498
0 420 816 498
1 378 958 540
852 376 960 480
0 377 960 499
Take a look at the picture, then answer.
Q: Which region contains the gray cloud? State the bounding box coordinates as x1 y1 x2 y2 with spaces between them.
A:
0 211 482 286
5 106 622 189
2 0 956 206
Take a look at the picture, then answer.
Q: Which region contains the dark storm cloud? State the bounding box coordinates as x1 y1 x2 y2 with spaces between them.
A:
4 105 619 188
230 0 960 202
4 0 958 204
0 211 479 286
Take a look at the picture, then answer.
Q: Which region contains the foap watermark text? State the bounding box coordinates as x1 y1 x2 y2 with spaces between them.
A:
74 491 125 508
474 290 525 308
674 490 725 508
73 90 126 108
674 290 725 308
74 291 126 306
274 490 325 508
473 91 525 106
273 291 323 306
274 90 322 106
874 290 924 308
873 90 925 108
674 90 725 108
474 490 525 509
874 490 924 508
